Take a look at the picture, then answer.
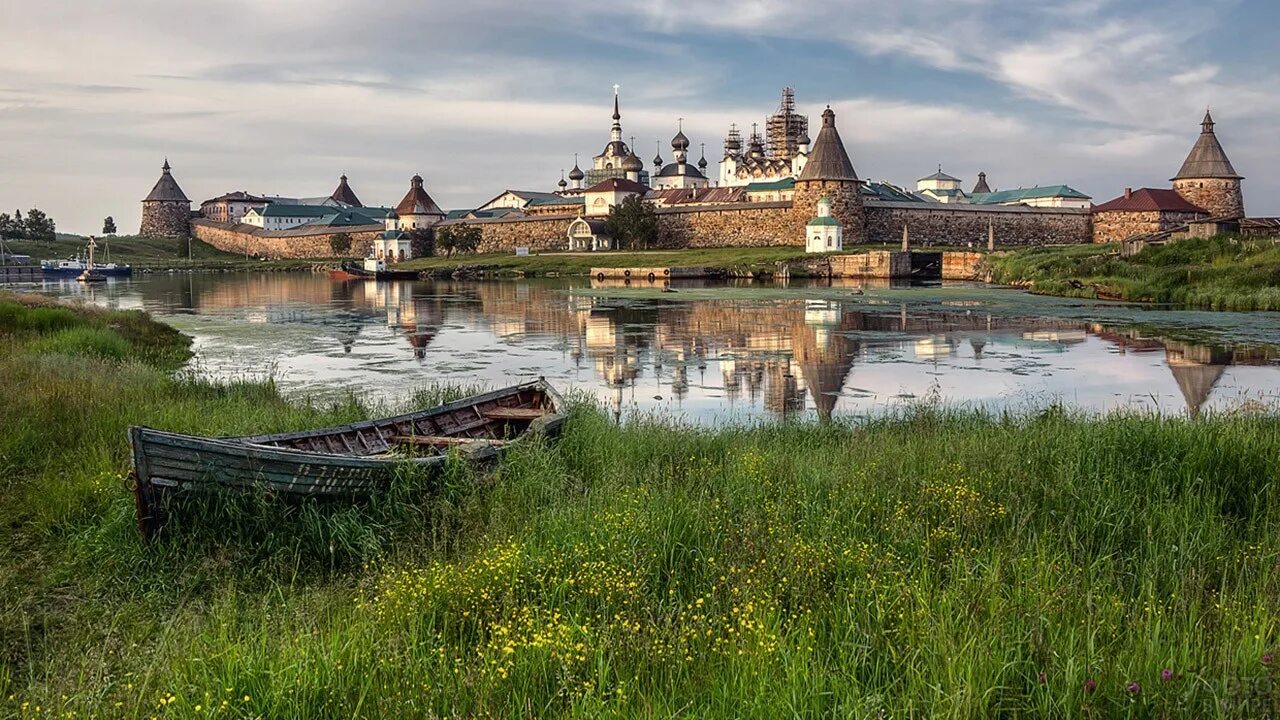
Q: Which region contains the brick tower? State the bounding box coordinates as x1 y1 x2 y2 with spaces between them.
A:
1172 110 1244 218
792 106 864 243
140 159 192 238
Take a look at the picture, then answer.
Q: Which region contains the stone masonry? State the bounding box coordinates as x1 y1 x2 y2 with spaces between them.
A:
194 199 1091 259
658 203 796 247
793 180 865 243
140 202 192 239
865 202 1091 246
1092 209 1206 244
1172 178 1244 219
191 219 383 259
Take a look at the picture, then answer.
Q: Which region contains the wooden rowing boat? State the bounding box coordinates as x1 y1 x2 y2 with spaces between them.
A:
128 379 565 539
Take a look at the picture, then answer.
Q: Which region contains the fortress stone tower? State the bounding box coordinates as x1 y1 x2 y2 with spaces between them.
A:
140 159 192 238
792 107 864 244
1172 110 1244 218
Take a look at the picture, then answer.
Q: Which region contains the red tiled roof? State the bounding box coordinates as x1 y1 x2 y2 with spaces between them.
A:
1093 188 1207 214
584 177 650 194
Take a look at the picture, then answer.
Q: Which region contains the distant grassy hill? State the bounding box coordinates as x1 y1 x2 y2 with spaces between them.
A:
3 235 317 270
991 236 1280 311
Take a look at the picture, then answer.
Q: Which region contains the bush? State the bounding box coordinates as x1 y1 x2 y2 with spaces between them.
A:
329 232 353 256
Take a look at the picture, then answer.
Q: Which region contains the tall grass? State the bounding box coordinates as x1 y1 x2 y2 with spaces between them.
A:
2 296 1279 718
990 236 1280 310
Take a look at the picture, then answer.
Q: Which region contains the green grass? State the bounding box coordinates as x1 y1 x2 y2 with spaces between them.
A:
2 294 1280 717
4 235 322 271
399 246 830 277
990 236 1280 310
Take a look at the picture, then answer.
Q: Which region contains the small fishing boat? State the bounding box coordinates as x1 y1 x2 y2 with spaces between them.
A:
128 379 565 538
43 259 132 277
340 257 419 280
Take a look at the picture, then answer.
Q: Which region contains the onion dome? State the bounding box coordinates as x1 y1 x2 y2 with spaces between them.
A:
558 171 568 189
697 144 708 170
622 152 643 171
568 163 585 181
612 93 621 122
653 142 664 168
799 131 811 147
671 129 690 151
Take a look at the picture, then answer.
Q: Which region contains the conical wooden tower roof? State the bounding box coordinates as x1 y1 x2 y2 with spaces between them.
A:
1173 110 1242 180
798 107 858 182
395 174 444 217
143 159 190 203
329 174 363 207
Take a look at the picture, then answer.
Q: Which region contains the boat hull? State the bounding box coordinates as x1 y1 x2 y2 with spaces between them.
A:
43 266 132 277
129 380 565 539
340 261 419 280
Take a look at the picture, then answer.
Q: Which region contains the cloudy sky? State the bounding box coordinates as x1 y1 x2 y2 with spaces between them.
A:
2 0 1277 234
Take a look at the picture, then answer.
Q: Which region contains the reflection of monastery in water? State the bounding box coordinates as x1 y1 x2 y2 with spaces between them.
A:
160 274 1277 420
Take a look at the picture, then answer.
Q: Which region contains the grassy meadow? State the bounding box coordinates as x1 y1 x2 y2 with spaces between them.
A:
4 235 320 271
398 246 827 277
2 293 1280 718
989 236 1280 310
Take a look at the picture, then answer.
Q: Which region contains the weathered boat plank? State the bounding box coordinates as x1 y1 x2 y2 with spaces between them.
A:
129 379 566 540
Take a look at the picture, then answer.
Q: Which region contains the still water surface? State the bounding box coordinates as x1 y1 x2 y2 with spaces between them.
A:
34 273 1280 423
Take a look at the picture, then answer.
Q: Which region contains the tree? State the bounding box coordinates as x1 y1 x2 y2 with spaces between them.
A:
0 213 15 240
22 208 55 241
102 217 117 235
436 225 481 257
329 232 353 256
605 195 658 250
11 210 24 240
409 228 435 258
453 224 481 255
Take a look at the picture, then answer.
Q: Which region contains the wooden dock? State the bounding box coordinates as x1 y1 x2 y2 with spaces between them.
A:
591 266 710 282
0 266 41 283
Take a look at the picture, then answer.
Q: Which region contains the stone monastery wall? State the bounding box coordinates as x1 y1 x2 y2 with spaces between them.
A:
656 202 796 248
863 202 1092 247
1091 209 1205 244
191 200 1092 259
191 219 383 259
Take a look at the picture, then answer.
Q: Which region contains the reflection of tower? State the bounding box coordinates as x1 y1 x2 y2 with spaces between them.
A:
1165 344 1229 419
795 300 858 421
611 383 623 424
764 361 805 414
970 337 987 359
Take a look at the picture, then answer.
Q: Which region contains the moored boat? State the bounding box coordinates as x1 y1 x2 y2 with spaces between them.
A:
42 259 132 277
340 257 419 280
128 379 565 539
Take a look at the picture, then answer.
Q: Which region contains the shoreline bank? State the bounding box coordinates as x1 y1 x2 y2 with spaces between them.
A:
2 294 1279 716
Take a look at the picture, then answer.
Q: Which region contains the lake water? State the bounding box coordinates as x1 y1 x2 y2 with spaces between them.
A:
29 272 1280 423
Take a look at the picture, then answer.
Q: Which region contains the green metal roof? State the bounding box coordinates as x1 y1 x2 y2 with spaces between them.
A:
806 216 841 227
971 185 1090 205
744 177 796 192
525 195 584 206
863 181 923 203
